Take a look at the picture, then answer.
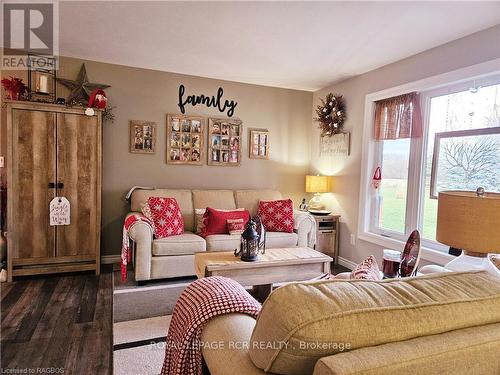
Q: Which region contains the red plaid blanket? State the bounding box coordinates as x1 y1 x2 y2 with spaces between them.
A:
121 213 153 281
161 276 261 375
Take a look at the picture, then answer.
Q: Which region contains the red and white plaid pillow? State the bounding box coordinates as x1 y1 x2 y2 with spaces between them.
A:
146 197 184 238
351 255 382 280
227 218 245 235
258 199 294 233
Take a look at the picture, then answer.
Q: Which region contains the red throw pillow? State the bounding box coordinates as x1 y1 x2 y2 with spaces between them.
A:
202 208 250 237
227 218 245 235
258 199 294 233
146 197 184 238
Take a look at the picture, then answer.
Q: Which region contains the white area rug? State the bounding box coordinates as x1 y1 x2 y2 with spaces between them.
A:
113 315 172 375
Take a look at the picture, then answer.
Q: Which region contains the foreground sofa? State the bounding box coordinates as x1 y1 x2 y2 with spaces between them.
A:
201 271 500 375
127 189 315 281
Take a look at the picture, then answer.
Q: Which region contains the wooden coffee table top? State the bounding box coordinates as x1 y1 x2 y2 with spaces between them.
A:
194 247 332 280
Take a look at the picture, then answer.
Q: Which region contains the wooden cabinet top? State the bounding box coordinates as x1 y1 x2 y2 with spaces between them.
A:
3 99 103 116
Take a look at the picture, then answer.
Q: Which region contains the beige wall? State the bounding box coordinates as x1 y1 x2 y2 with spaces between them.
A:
310 25 500 266
3 24 499 261
1 56 313 256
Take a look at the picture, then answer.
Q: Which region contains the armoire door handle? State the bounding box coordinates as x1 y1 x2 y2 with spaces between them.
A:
48 182 56 189
57 182 64 189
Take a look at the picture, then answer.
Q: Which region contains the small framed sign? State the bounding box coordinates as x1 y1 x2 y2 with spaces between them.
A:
249 128 270 159
319 132 350 157
130 120 157 154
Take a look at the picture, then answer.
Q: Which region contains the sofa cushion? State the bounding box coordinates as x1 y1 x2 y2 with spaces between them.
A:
265 232 298 248
313 322 500 375
235 190 282 216
249 271 500 375
131 189 195 232
192 190 236 211
206 234 241 252
152 231 206 256
206 231 298 252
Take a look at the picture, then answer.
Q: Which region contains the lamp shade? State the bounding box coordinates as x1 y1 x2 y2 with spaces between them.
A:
436 191 500 254
305 175 332 193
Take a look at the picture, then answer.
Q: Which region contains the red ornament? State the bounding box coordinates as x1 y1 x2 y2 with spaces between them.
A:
372 166 382 189
87 89 107 109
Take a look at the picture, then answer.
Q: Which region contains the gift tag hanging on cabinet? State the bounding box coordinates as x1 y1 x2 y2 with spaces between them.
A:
49 197 71 226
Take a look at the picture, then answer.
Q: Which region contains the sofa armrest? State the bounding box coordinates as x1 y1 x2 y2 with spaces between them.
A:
126 212 153 281
293 210 316 248
201 314 266 375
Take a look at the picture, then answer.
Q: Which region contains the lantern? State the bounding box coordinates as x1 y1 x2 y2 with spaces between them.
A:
235 218 266 262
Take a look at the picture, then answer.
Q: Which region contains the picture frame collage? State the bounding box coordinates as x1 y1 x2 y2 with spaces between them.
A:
130 120 156 154
249 128 270 159
130 114 266 167
208 118 242 166
166 114 204 165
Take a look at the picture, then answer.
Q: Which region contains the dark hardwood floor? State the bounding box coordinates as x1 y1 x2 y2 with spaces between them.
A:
1 270 113 374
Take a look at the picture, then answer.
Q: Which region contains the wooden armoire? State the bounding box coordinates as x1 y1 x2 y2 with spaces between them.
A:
5 101 101 281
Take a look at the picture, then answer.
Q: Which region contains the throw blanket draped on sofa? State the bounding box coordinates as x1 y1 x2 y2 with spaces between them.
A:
161 276 261 375
121 214 153 281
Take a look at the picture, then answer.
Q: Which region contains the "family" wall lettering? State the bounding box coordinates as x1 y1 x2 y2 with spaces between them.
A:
178 85 238 117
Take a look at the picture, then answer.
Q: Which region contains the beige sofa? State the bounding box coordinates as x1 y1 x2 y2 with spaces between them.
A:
127 189 316 281
201 271 500 375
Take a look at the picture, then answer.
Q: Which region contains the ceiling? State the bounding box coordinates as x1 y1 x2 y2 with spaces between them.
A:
58 1 500 91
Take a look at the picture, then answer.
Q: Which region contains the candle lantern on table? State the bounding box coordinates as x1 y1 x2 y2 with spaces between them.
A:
235 218 266 262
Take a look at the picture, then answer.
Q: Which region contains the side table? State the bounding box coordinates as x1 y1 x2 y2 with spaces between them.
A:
312 214 340 264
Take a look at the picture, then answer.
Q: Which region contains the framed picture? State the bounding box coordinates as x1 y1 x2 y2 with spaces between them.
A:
208 117 242 166
430 127 500 199
249 128 270 159
167 114 205 165
130 120 157 154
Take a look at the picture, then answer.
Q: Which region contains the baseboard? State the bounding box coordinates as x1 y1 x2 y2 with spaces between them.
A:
337 256 357 270
101 255 121 264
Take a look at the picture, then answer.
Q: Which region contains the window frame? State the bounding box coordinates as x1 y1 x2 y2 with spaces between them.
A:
358 59 500 264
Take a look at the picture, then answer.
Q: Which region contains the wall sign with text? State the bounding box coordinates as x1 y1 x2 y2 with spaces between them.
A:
320 132 350 157
178 85 238 117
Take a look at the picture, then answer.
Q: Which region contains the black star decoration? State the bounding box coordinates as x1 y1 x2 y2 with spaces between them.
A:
57 64 110 105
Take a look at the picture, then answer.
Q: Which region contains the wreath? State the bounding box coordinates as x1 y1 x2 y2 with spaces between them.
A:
314 93 346 136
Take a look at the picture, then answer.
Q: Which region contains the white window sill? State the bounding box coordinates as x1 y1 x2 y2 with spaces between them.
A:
358 232 455 266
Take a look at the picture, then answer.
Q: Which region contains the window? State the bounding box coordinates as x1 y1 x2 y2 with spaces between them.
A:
376 139 410 233
422 84 500 240
360 69 500 254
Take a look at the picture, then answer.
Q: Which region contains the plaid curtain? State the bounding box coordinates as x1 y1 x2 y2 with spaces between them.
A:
374 92 423 140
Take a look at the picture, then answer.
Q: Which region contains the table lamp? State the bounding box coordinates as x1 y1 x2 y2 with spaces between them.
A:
305 175 332 211
436 189 500 277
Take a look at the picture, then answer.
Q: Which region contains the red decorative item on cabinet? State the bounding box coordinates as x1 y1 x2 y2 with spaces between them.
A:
1 77 28 100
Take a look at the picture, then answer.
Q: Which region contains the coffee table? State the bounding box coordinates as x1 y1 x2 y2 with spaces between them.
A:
194 247 332 301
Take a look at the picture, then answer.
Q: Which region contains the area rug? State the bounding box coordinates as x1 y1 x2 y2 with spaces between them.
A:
113 271 195 322
113 315 171 375
113 271 195 374
112 265 351 374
